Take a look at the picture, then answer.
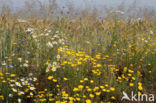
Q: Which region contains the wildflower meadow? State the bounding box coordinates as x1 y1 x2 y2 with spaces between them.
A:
0 0 156 103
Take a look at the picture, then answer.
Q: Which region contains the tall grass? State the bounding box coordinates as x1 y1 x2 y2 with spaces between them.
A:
0 0 156 103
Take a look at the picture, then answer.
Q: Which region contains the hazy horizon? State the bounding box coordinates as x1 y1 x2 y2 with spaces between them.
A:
1 0 156 11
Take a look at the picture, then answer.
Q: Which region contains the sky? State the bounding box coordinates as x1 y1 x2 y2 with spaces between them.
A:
0 0 156 11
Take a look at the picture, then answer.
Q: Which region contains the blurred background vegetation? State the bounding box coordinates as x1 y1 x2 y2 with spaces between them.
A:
0 0 156 20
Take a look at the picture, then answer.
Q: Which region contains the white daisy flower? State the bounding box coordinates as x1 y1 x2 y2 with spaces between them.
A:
45 33 49 36
52 66 56 71
9 94 13 97
47 42 53 48
18 98 21 103
23 63 29 67
56 55 60 59
15 82 22 87
12 88 17 92
18 58 22 62
30 87 36 90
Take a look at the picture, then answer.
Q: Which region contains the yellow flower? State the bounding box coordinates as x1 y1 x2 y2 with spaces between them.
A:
0 95 4 98
86 99 92 103
102 89 106 92
7 78 11 81
138 92 142 96
96 54 101 59
86 86 89 89
69 97 74 101
128 69 134 73
132 77 136 80
123 67 127 72
76 97 81 101
48 76 53 80
100 86 104 89
113 44 116 47
63 61 68 64
90 80 94 83
87 88 92 92
130 64 133 67
80 80 84 83
18 93 22 96
138 82 142 86
49 94 53 96
110 87 115 91
10 74 16 77
55 101 61 103
137 71 142 76
84 78 88 81
0 77 4 79
53 79 57 82
2 80 6 83
94 87 99 91
106 90 110 92
95 92 101 95
0 72 3 76
27 96 30 98
89 94 94 98
46 60 50 65
118 77 122 80
78 85 84 89
111 96 116 100
73 88 79 92
138 85 143 91
49 98 55 101
129 83 134 87
13 42 17 45
83 95 86 98
97 64 102 67
64 77 68 81
8 59 12 62
128 73 132 76
105 84 109 87
78 61 82 65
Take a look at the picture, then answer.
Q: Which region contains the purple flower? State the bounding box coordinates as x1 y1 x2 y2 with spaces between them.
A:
61 70 64 73
7 65 10 68
146 30 149 33
69 21 72 24
27 31 31 34
19 40 24 43
67 11 70 14
43 60 46 63
92 49 95 52
83 32 86 36
27 53 30 55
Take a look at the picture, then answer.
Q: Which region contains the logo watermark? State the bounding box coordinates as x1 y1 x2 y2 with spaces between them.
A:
121 91 154 102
